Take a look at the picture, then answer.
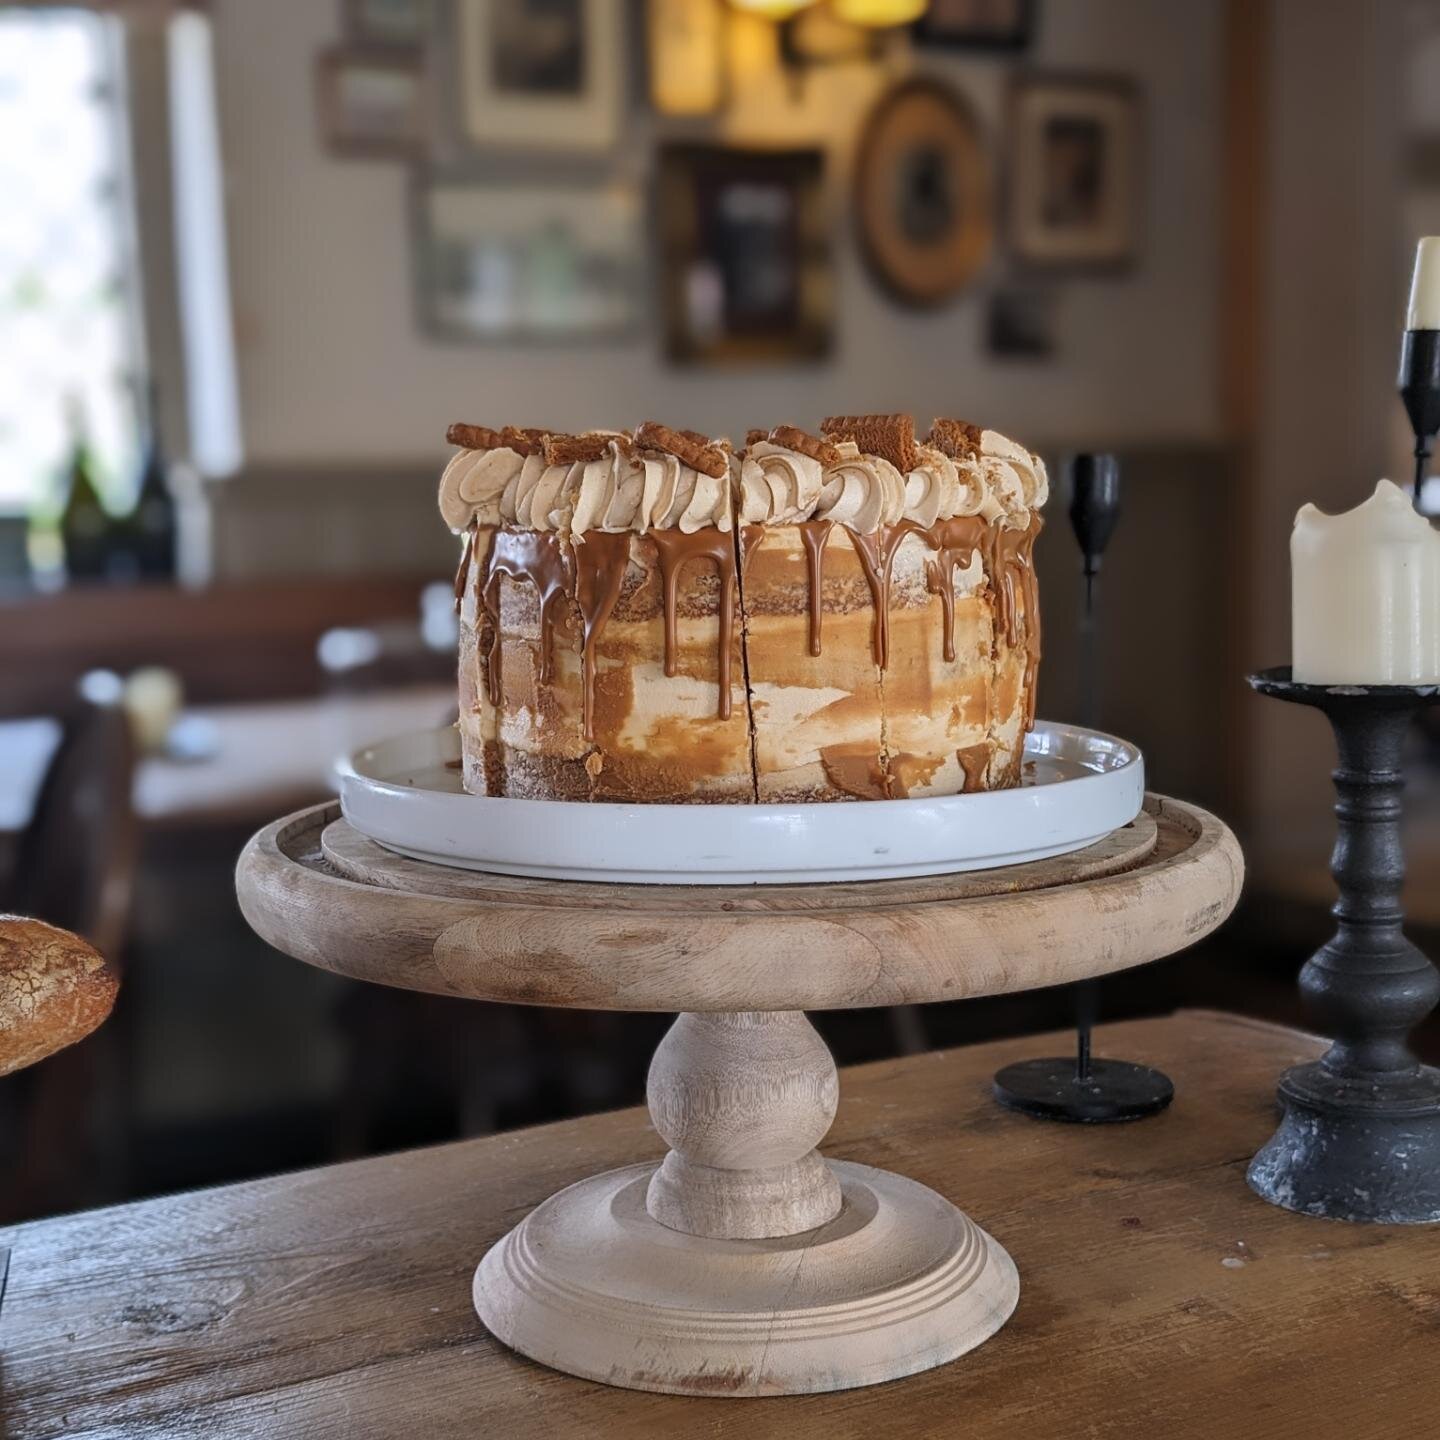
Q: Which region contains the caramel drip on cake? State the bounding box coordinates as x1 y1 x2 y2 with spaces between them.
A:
479 529 574 700
957 742 991 793
452 523 476 614
572 531 630 742
992 515 1044 731
649 528 738 721
799 520 833 657
843 522 928 671
741 514 1006 675
925 516 988 664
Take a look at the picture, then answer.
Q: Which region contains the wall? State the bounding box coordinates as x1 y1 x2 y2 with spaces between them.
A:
207 0 1225 466
1245 0 1407 888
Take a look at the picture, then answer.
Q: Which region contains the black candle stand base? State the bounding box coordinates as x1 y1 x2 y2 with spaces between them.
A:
1248 1064 1440 1223
993 1056 1174 1124
1247 667 1440 1224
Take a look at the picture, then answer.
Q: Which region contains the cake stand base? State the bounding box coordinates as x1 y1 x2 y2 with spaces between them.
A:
473 1159 1018 1397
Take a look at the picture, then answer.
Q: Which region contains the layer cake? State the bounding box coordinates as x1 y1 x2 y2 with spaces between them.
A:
441 414 1047 803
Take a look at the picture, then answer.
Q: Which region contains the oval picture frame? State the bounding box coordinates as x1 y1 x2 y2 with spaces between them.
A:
854 77 993 308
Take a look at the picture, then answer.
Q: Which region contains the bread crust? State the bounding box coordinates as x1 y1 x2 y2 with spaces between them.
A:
0 916 119 1077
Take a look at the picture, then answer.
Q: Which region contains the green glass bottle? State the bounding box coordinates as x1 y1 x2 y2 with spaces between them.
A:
130 383 177 580
58 395 109 583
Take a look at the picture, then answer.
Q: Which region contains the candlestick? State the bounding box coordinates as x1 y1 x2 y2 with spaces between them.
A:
1292 480 1440 685
1399 237 1440 514
1247 667 1440 1223
992 454 1174 1124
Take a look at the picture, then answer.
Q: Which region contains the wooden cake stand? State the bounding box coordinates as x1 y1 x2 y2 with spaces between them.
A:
236 794 1241 1398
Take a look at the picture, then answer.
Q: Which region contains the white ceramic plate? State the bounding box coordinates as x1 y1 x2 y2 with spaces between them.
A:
336 723 1144 885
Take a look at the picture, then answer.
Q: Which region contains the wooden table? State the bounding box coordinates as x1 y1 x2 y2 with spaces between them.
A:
2 1010 1434 1437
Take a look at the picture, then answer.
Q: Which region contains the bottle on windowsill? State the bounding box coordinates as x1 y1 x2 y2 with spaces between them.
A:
126 382 177 581
57 393 110 584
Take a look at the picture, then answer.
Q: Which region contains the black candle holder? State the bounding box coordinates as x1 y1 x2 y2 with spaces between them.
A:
993 453 1174 1124
1398 328 1440 511
1247 665 1440 1223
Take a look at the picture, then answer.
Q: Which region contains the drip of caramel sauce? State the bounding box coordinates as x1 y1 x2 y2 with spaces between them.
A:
957 742 991 793
572 531 630 741
799 520 833 657
844 521 927 670
991 516 1044 732
925 516 989 664
649 528 738 721
479 529 574 702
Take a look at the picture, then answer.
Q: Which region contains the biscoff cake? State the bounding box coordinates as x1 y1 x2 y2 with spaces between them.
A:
440 413 1046 803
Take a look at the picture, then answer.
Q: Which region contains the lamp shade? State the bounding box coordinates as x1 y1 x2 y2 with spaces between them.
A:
832 0 928 25
729 0 821 19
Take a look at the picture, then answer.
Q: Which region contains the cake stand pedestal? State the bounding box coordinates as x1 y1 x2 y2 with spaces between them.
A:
237 794 1241 1398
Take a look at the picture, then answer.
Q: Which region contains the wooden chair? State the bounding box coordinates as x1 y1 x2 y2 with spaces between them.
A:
2 677 137 1219
15 675 139 962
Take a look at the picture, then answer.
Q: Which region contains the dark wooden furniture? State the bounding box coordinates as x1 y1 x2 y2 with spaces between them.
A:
0 577 437 719
0 1011 1431 1436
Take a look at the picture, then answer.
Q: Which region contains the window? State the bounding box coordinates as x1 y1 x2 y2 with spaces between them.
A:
0 8 146 514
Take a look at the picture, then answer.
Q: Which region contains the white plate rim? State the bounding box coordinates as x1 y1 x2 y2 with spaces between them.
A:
335 722 1145 886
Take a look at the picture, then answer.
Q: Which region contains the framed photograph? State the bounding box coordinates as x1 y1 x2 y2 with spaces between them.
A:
915 0 1035 51
656 145 831 366
1007 75 1140 268
454 0 624 153
315 48 426 158
647 0 726 118
854 77 992 309
345 0 432 48
414 176 643 342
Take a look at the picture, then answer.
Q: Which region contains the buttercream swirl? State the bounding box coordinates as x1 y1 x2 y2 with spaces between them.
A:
639 451 732 533
739 441 825 525
438 446 527 530
813 442 906 531
570 445 643 534
902 446 962 527
980 429 1048 521
494 454 576 532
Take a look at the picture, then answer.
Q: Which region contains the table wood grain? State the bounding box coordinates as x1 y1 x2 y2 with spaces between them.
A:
1 1011 1433 1439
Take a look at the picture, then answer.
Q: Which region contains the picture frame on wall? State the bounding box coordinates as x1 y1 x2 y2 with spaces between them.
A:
853 77 992 309
344 0 432 49
453 0 625 154
656 145 832 366
1007 75 1140 269
413 175 644 342
915 0 1036 52
315 48 426 159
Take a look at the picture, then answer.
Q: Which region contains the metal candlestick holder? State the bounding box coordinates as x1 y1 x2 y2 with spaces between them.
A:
1398 327 1440 512
1248 665 1440 1223
993 454 1174 1123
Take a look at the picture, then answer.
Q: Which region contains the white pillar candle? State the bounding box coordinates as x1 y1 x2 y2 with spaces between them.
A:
1408 237 1440 330
1292 479 1440 684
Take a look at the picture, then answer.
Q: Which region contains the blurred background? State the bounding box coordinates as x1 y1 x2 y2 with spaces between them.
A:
1 0 1437 1222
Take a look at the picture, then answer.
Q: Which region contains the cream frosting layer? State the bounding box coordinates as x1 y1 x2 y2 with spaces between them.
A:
439 426 1047 534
